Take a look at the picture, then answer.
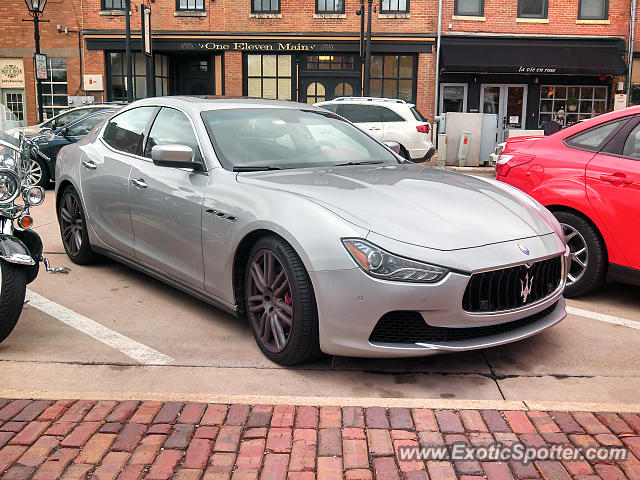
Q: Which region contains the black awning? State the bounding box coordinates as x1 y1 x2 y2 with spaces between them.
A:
441 37 627 75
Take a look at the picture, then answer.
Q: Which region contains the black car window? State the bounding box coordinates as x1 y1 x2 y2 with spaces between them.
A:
144 107 202 163
66 111 112 137
622 122 640 159
340 104 381 123
53 110 87 129
410 107 426 121
103 107 156 155
379 107 405 122
565 118 628 152
320 104 339 114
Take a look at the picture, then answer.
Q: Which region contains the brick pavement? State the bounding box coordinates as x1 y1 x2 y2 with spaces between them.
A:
1 398 640 479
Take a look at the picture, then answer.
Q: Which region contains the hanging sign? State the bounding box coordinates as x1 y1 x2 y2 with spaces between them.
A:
35 54 47 80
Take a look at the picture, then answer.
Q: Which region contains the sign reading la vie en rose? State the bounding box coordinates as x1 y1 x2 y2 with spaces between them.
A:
183 41 338 52
518 66 558 74
0 59 25 88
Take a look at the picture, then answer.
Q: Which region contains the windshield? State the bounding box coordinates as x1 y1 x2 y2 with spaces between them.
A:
201 108 399 170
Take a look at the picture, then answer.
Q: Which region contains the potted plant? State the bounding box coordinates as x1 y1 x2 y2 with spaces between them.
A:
567 97 579 112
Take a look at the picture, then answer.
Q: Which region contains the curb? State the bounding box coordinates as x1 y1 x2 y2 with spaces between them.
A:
1 389 638 413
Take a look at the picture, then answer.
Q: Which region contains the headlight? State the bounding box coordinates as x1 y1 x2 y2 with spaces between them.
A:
23 185 44 206
0 153 16 170
0 169 19 204
342 238 448 283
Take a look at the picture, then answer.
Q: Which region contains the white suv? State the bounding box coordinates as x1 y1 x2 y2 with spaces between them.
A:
314 97 434 161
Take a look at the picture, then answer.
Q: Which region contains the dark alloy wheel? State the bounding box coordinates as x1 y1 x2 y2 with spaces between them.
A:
553 210 607 297
58 186 96 265
26 155 50 188
245 236 322 365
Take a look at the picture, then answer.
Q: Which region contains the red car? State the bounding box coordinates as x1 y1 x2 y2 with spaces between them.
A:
496 106 640 297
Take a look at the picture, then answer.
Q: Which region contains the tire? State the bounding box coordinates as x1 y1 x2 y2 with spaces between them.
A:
244 235 322 365
553 210 607 297
58 186 96 265
0 260 27 344
26 155 50 188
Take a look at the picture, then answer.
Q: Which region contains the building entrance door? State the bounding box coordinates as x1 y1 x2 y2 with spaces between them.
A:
299 54 361 104
175 55 215 95
2 89 26 127
480 84 528 142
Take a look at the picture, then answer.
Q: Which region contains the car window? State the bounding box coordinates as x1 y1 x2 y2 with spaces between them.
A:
144 107 202 163
340 104 381 123
410 107 426 122
55 110 87 129
66 111 112 137
622 123 640 159
319 104 339 114
103 107 156 155
379 107 405 122
565 118 628 151
201 108 398 170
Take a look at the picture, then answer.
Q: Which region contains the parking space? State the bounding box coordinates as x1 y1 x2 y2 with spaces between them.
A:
1 192 638 403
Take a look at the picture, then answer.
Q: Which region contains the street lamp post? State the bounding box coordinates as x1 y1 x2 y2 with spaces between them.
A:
24 0 48 123
363 0 374 97
125 0 134 103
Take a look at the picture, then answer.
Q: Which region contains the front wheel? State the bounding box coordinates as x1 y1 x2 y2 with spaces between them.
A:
554 211 607 297
58 186 96 265
245 236 322 365
0 261 27 343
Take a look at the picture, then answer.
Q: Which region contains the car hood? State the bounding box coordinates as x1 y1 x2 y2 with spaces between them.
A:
236 164 554 251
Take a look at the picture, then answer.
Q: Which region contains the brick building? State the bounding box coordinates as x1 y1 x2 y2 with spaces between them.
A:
0 0 636 133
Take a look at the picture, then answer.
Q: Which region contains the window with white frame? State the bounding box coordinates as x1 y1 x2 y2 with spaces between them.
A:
380 0 409 13
41 58 68 120
538 85 608 127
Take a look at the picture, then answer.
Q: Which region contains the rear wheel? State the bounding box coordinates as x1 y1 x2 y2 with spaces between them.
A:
58 186 96 265
245 236 322 365
0 260 27 344
553 211 607 297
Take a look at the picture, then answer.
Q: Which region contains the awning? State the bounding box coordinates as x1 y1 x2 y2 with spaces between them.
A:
441 37 627 75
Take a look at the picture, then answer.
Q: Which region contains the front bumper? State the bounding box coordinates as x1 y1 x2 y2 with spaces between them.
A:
310 257 567 358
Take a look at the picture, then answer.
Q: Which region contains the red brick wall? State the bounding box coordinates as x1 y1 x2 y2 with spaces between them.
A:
0 0 83 124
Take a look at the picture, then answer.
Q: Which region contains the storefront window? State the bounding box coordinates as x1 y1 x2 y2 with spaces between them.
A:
578 0 608 19
631 58 640 106
42 58 67 120
517 0 548 18
370 55 415 103
539 85 608 127
380 0 409 13
440 84 467 114
306 55 355 71
246 54 292 100
108 52 170 102
455 0 484 16
316 0 345 13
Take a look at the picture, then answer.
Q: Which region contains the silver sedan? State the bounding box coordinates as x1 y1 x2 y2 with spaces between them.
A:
56 97 568 365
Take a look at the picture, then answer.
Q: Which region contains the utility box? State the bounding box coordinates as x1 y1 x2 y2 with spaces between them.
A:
444 112 498 166
67 96 95 108
437 134 447 167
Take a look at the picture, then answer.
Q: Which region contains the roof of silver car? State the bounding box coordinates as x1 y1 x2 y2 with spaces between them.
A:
130 96 323 113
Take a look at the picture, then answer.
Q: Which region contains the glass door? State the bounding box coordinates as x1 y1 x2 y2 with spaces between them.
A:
481 84 528 142
2 89 26 127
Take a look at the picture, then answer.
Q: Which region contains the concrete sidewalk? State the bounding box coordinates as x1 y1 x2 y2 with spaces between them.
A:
1 398 639 479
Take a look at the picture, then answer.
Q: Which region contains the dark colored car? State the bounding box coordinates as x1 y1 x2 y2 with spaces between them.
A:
27 109 115 187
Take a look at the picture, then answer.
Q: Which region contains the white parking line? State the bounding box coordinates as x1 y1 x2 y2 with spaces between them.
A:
26 290 176 365
566 306 640 330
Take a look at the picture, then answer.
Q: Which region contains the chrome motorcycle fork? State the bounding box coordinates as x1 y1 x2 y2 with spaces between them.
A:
1 218 13 235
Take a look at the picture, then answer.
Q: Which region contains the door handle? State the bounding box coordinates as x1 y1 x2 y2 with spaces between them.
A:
599 174 633 185
82 159 97 170
131 178 148 189
368 127 382 131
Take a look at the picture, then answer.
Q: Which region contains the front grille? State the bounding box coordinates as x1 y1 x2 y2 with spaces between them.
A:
462 256 563 313
368 303 557 344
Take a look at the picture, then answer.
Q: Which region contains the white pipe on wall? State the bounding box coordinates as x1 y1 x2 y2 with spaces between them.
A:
627 0 637 106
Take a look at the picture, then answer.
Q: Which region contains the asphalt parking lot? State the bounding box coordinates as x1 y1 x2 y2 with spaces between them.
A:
1 190 638 404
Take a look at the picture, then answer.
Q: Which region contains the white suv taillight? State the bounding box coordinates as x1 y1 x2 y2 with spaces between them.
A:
416 124 430 134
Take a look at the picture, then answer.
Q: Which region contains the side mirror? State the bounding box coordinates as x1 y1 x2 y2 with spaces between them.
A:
382 140 401 155
151 144 202 170
38 127 56 142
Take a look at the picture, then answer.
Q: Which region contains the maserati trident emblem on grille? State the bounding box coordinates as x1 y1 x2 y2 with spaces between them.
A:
518 243 530 255
520 273 534 303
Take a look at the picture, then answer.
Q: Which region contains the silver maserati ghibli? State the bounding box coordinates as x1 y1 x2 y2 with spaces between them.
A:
56 97 568 365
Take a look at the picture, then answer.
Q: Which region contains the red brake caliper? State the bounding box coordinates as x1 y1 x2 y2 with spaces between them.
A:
284 290 292 306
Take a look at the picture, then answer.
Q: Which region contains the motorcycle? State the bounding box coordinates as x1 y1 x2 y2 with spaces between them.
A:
0 107 69 344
